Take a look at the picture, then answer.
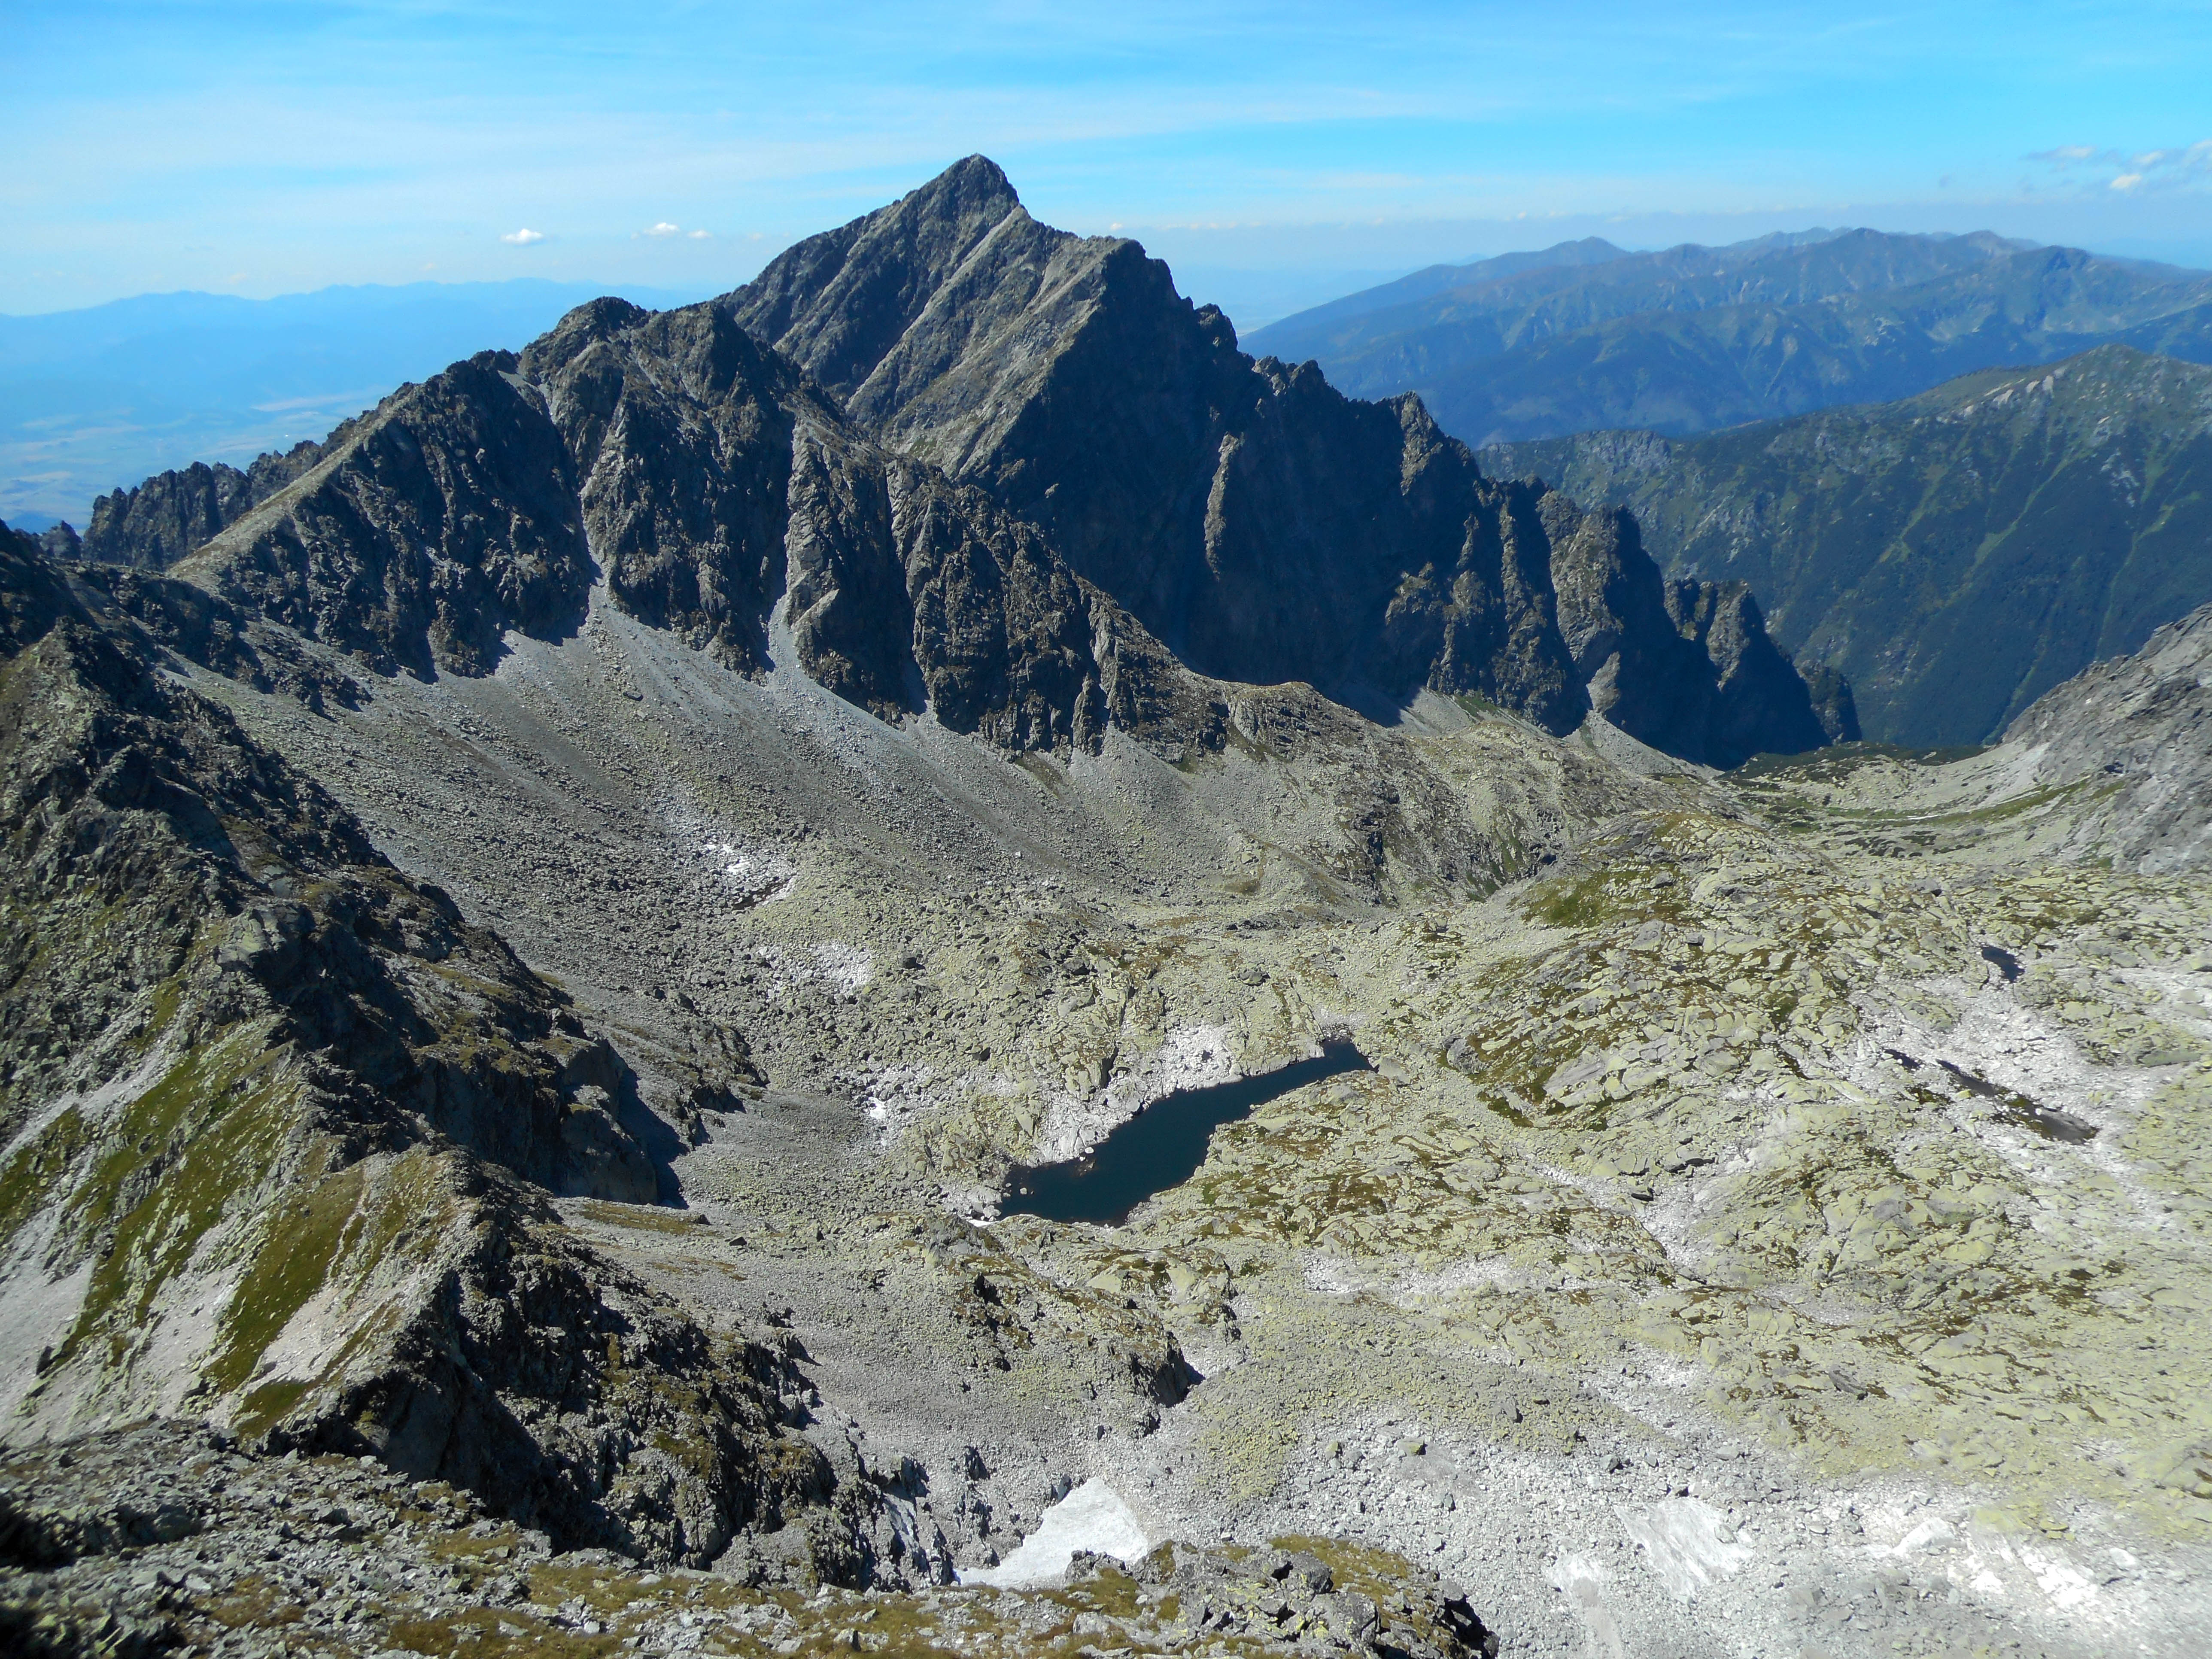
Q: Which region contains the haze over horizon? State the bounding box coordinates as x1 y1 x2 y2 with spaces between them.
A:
6 1 2212 318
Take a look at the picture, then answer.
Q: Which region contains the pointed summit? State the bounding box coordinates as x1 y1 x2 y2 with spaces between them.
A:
723 161 1833 758
926 153 1020 212
725 155 1032 401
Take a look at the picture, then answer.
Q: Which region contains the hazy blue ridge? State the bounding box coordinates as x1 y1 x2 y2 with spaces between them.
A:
1484 345 2212 747
1248 231 2212 449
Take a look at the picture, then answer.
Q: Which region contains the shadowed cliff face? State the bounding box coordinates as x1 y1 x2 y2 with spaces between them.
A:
724 157 1833 763
138 293 1232 760
725 167 1587 726
520 294 1247 756
1541 496 1837 765
176 352 593 679
525 298 805 675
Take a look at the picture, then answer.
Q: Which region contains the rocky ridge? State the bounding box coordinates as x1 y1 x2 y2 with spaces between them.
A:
79 443 329 571
1246 227 2024 382
726 157 1833 768
148 298 1365 774
0 1422 1495 1659
2000 599 2212 872
63 160 1838 772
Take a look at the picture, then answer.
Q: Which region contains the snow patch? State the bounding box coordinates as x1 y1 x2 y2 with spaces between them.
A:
1389 1256 1521 1306
1892 1516 1959 1556
852 1064 1015 1147
698 839 796 907
1616 1497 1750 1600
957 1479 1151 1588
750 942 874 1000
1548 1553 1628 1659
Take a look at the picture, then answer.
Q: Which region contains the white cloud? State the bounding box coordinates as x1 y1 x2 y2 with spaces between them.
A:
645 220 681 237
500 227 544 245
687 228 711 239
2028 137 2212 197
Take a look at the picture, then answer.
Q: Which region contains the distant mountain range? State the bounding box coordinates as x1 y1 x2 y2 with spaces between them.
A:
1248 229 2212 447
1487 344 2212 746
0 279 711 529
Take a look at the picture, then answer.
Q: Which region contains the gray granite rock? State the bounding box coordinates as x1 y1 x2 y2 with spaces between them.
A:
2004 599 2212 870
725 157 1835 764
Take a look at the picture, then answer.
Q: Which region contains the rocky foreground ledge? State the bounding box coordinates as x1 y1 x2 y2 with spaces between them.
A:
0 1424 1497 1659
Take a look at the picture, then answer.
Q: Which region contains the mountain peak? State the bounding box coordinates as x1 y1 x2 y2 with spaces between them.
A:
726 169 1830 761
916 153 1021 214
722 155 1034 401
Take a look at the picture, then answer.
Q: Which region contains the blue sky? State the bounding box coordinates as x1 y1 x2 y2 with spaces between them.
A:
6 1 2212 316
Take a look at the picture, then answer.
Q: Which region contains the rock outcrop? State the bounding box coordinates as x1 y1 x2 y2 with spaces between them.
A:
0 1424 1491 1659
2003 600 2212 872
724 156 1833 764
34 523 81 563
79 442 326 570
1541 495 1838 764
525 296 1240 754
135 295 1248 760
174 353 592 679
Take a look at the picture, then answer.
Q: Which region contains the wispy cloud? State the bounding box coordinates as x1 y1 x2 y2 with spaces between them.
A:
644 221 681 237
500 228 545 245
2030 137 2212 195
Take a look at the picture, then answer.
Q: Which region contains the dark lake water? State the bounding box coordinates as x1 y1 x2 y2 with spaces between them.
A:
999 1043 1371 1226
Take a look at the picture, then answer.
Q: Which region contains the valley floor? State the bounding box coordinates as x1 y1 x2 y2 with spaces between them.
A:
10 588 2210 1659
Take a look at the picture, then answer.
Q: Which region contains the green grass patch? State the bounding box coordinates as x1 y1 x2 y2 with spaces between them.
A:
204 1162 368 1398
57 1024 298 1363
1732 741 1991 781
573 1198 700 1234
0 1106 93 1252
